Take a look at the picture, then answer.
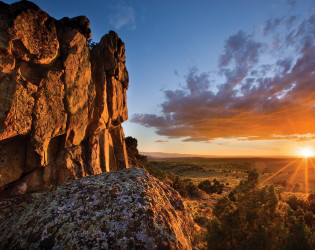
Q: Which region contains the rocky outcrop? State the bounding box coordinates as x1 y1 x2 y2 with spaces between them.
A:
0 1 129 198
125 136 148 168
0 168 195 249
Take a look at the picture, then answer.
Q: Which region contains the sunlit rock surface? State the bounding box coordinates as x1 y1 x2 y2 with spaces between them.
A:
0 1 129 197
0 168 195 249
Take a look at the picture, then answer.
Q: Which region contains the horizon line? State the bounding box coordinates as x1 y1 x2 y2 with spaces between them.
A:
140 151 304 158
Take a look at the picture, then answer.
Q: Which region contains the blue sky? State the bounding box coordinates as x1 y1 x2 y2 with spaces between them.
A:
4 0 315 156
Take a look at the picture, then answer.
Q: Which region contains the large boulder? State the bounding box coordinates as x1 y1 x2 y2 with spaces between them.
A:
0 168 195 249
0 1 130 198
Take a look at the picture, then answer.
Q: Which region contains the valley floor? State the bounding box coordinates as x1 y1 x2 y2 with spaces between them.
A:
145 157 315 249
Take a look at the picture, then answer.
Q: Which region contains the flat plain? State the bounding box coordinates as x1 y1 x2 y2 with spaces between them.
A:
148 156 315 219
149 157 315 192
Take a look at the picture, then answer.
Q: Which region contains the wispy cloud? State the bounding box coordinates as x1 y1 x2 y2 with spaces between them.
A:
264 18 282 35
109 3 135 30
131 13 315 142
155 140 169 143
286 0 297 7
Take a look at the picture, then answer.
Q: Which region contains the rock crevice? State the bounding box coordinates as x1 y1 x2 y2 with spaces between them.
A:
0 1 129 197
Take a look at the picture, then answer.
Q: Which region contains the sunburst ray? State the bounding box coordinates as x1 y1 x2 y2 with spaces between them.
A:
260 158 299 186
309 158 315 170
305 159 309 195
288 159 304 190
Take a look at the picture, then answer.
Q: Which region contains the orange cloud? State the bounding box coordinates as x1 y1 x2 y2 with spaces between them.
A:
131 15 315 142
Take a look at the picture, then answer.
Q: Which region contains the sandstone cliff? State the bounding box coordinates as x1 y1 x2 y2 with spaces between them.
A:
0 1 129 197
0 168 195 249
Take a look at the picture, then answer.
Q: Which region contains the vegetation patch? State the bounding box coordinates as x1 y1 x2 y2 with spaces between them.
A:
145 159 315 249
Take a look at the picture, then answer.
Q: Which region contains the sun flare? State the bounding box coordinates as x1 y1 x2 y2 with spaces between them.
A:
260 155 315 195
298 147 314 158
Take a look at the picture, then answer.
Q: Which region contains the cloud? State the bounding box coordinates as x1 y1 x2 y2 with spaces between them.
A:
131 12 315 143
109 4 135 30
218 30 264 95
272 134 315 141
219 30 263 69
285 15 297 28
264 18 281 35
155 140 169 143
286 0 297 7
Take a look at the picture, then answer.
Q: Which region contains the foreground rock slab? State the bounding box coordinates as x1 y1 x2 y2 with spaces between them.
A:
0 168 195 249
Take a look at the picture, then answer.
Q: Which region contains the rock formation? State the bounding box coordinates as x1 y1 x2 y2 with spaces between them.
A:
0 1 129 198
125 136 148 168
0 168 195 249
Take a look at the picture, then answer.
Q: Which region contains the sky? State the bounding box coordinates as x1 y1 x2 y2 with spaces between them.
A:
4 0 315 157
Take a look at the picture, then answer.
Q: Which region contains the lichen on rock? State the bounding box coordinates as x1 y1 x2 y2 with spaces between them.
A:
0 168 195 249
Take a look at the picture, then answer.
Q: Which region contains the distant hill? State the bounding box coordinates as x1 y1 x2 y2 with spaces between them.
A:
140 152 216 159
140 152 296 159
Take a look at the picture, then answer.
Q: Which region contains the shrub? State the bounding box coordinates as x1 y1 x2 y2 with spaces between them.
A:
170 176 199 197
308 193 315 213
198 179 224 194
145 163 200 198
198 180 213 194
145 163 167 181
185 181 199 196
286 195 309 211
206 171 315 250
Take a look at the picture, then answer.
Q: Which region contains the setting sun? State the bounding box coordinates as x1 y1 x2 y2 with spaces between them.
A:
298 147 315 158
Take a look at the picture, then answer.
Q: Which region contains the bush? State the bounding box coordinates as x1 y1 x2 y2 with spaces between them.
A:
88 38 96 50
145 163 200 198
198 179 224 194
308 193 315 213
198 180 213 194
185 181 199 196
170 176 199 198
286 195 308 211
206 171 315 250
145 163 167 181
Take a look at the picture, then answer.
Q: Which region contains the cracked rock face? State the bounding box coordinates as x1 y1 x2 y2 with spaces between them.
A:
0 168 195 249
0 1 129 198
